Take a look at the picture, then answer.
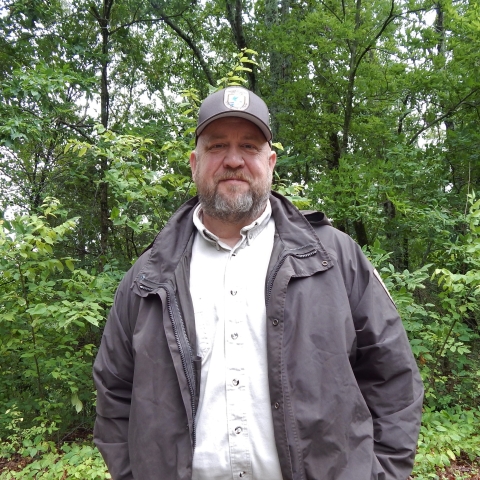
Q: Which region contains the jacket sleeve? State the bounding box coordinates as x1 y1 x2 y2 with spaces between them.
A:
93 272 139 480
338 236 424 480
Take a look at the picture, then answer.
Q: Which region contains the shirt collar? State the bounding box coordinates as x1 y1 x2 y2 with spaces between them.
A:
193 201 272 252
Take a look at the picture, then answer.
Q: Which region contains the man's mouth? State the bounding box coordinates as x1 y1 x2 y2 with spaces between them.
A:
220 178 247 183
217 174 250 184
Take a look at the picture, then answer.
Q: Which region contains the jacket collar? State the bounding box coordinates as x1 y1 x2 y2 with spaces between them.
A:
133 192 331 292
133 196 198 293
269 191 329 253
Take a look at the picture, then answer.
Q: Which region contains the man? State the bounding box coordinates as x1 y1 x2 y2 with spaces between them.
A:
93 86 423 480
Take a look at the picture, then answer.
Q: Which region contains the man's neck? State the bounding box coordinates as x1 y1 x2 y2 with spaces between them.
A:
201 213 252 248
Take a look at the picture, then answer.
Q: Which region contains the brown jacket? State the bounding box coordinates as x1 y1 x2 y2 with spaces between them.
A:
93 192 423 480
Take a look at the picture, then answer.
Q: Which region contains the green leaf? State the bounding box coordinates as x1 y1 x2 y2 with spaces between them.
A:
27 303 48 315
71 393 83 413
446 449 456 460
43 235 54 245
110 207 120 219
234 66 253 72
65 259 75 272
84 315 99 326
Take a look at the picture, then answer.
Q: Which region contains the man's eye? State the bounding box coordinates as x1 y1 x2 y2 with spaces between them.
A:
210 144 225 150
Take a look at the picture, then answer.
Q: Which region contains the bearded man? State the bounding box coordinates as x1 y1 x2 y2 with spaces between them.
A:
93 87 423 480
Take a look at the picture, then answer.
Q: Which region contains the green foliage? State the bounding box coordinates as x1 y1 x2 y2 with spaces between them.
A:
0 407 57 460
216 49 259 90
272 172 311 210
0 199 121 441
434 193 480 295
367 197 480 410
413 407 480 479
366 195 480 477
0 442 110 479
65 123 195 261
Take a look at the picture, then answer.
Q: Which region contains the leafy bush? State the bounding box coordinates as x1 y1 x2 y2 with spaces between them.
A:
0 199 121 440
0 443 109 480
413 407 480 479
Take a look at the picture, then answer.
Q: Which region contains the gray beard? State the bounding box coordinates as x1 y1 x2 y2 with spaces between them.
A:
198 184 270 224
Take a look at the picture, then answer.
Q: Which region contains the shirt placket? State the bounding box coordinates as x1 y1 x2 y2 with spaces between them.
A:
224 249 252 480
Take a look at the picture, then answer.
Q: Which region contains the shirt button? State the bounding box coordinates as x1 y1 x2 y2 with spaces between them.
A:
235 426 242 434
231 333 238 340
322 260 328 266
274 402 280 409
230 290 237 296
232 379 239 386
272 319 279 326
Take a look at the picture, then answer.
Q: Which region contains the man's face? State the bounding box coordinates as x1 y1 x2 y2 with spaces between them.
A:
190 117 276 224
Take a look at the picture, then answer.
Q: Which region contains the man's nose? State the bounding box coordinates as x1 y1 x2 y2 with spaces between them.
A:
223 146 244 169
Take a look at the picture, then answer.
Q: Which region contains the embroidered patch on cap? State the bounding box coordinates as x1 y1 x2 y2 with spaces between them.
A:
224 87 249 111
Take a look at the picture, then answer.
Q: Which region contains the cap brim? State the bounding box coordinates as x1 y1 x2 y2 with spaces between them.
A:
196 111 272 145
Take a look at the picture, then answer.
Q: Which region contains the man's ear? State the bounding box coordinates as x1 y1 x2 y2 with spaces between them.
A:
269 149 277 171
189 150 197 178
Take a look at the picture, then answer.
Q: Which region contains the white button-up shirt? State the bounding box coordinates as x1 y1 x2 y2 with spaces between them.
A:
190 201 283 480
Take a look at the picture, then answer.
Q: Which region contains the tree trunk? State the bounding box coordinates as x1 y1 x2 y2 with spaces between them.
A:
225 0 256 91
91 0 114 263
342 0 362 154
100 0 113 262
265 0 291 139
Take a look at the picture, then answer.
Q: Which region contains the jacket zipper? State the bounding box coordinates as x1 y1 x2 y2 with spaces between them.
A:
265 249 317 306
139 279 197 450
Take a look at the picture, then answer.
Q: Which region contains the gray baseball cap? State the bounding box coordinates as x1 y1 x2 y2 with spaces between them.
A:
195 87 272 144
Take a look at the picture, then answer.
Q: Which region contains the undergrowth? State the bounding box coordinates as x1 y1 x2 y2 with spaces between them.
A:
0 443 109 480
412 407 480 479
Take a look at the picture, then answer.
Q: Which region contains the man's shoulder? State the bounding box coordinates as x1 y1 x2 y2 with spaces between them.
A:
300 209 359 254
269 193 360 260
116 247 155 294
300 209 332 227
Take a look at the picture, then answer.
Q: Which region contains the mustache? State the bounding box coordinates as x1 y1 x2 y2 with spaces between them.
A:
216 171 252 183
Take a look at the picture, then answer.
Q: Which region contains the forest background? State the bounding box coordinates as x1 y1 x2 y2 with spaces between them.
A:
0 0 479 478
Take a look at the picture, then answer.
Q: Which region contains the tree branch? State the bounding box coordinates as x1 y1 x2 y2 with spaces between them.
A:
351 4 431 84
408 88 480 145
110 16 165 35
149 1 215 86
104 0 114 23
352 0 395 78
89 4 101 22
110 4 189 36
318 0 342 23
56 121 94 141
